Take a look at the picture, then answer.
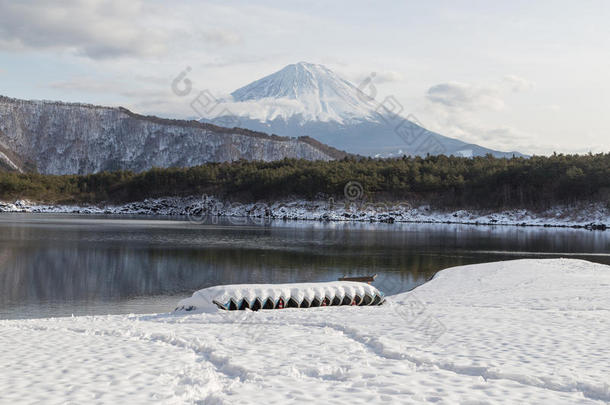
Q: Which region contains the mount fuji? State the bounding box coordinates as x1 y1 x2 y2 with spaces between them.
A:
202 62 525 158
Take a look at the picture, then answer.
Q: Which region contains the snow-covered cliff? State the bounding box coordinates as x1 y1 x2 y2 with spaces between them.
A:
0 95 342 174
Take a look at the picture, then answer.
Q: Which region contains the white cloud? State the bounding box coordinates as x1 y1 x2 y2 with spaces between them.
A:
420 76 543 153
200 30 243 46
347 70 405 90
503 75 534 92
0 0 242 59
421 96 607 155
373 71 404 84
426 75 534 112
426 81 505 111
0 0 163 59
48 76 170 99
422 104 539 153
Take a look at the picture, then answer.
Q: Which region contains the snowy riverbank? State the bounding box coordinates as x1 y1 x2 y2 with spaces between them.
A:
1 196 608 230
1 259 609 404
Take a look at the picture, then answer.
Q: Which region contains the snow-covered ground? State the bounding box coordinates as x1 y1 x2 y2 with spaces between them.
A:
1 196 608 229
1 259 609 404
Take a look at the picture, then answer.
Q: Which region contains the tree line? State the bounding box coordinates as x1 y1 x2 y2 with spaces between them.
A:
1 153 608 209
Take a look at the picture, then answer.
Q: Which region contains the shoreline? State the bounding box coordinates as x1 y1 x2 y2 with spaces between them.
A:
2 259 609 403
1 196 608 230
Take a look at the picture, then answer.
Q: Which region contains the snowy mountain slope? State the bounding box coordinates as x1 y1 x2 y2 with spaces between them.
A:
0 95 345 175
203 62 525 158
0 151 20 172
226 116 521 158
229 62 379 124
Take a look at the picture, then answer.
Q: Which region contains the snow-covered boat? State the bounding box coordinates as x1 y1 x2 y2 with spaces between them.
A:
175 281 385 312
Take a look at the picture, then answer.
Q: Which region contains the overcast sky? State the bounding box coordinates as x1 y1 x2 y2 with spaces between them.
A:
1 0 609 155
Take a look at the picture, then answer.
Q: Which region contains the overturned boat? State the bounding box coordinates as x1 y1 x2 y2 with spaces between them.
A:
175 281 385 312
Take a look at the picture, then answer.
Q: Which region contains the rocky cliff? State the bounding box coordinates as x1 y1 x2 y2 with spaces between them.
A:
0 95 345 174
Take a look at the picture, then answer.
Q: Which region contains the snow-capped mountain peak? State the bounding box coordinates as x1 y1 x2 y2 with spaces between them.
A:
202 63 525 159
233 62 348 102
225 62 376 124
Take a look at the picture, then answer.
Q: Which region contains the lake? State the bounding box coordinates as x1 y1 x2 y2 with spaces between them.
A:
1 213 608 320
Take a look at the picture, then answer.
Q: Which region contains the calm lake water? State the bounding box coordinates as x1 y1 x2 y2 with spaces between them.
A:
1 213 609 320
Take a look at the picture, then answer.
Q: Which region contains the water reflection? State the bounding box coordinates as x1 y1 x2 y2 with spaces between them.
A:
0 213 608 319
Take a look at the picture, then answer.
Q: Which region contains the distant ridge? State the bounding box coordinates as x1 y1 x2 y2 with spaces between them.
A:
0 95 348 174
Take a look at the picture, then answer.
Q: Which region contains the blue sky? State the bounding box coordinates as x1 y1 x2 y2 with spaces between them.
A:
1 0 609 155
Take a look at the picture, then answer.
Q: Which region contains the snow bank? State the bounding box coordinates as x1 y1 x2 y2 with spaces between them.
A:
176 281 384 312
1 259 609 404
1 196 608 229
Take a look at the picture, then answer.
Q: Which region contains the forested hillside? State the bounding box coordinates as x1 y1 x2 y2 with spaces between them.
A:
0 95 345 174
1 153 608 209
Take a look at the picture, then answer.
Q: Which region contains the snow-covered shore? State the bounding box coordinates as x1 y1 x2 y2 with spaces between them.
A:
1 196 608 230
1 259 609 404
0 196 610 230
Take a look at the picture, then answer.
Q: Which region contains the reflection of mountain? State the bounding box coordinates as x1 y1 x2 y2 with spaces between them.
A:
0 246 271 302
0 220 449 313
9 216 608 318
201 62 526 158
0 244 439 305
